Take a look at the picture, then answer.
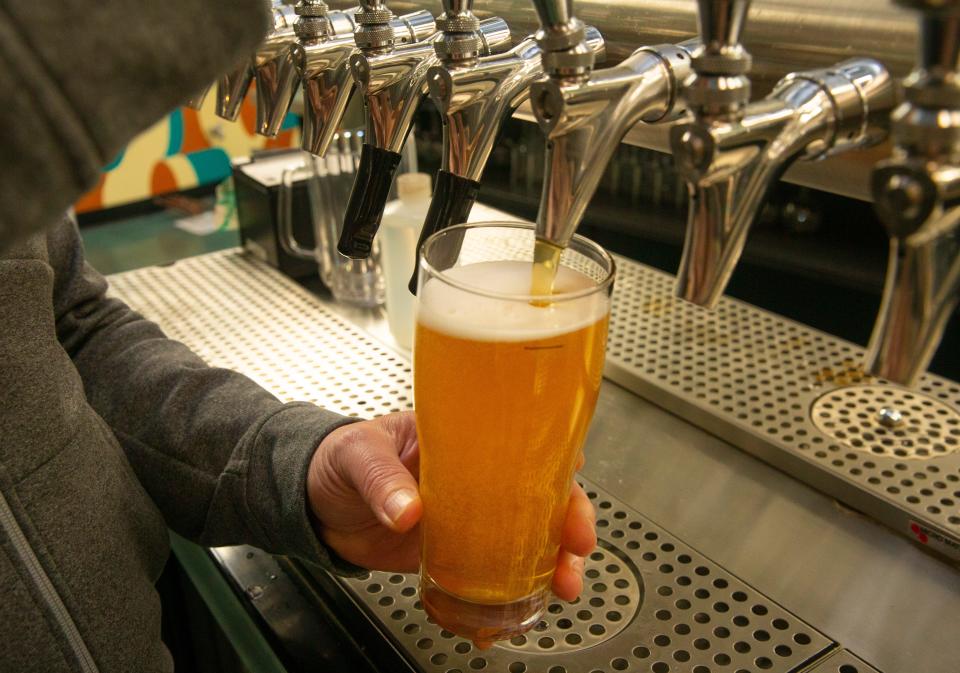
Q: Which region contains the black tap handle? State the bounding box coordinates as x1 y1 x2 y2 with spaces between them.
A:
408 170 481 294
337 143 403 259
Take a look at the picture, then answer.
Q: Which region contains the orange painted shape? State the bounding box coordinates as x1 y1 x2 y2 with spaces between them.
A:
265 129 296 149
74 173 106 214
180 108 210 153
150 161 178 195
240 94 257 135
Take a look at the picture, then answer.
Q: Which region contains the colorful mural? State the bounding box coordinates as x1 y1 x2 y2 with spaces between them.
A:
75 86 300 213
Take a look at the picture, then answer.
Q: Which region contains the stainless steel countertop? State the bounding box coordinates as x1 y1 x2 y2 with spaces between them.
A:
108 238 958 672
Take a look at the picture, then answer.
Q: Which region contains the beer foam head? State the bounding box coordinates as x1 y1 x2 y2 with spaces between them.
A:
417 260 609 341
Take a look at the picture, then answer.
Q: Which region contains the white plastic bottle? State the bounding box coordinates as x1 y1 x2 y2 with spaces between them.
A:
380 172 431 350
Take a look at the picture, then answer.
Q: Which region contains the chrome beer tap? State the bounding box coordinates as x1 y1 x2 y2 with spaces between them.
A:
217 2 357 123
402 24 604 290
866 0 960 386
671 0 896 309
529 0 694 254
336 1 512 258
297 1 436 157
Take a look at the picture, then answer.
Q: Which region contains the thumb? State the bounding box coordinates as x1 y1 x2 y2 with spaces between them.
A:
334 424 423 533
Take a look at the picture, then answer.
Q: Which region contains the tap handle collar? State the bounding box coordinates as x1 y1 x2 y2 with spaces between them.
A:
294 0 333 41
684 0 752 115
691 0 752 75
434 0 483 64
530 0 594 79
896 0 960 111
355 0 396 51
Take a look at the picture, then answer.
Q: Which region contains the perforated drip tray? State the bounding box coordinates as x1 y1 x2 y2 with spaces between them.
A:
604 259 960 560
106 250 895 673
337 476 835 673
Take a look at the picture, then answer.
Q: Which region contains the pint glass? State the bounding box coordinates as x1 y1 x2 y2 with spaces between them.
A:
414 222 615 643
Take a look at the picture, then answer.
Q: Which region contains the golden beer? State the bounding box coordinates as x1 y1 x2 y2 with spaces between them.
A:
414 234 613 644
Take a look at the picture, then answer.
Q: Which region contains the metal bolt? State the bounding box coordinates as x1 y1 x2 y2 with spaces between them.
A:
884 173 925 222
877 407 904 428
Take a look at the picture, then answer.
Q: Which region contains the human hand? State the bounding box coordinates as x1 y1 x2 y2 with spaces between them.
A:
306 411 596 600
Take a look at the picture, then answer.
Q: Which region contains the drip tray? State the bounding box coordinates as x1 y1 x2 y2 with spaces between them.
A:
336 477 835 673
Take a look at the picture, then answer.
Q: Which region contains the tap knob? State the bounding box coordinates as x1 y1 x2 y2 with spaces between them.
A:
434 0 482 65
531 0 595 80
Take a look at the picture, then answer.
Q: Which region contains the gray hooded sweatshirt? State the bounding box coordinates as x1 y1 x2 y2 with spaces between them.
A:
0 2 359 671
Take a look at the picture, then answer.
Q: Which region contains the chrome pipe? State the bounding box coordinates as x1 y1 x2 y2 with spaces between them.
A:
327 0 916 81
865 0 960 386
326 0 915 202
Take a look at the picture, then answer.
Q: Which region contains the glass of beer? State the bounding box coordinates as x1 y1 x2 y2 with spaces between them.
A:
414 222 615 644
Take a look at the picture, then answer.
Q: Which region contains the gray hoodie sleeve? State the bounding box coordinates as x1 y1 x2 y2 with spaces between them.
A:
47 218 364 575
0 0 270 252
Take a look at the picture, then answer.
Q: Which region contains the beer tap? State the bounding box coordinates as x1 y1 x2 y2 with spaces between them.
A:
297 1 436 158
336 1 512 259
529 0 694 256
866 0 960 386
216 2 357 123
670 0 896 309
403 25 605 290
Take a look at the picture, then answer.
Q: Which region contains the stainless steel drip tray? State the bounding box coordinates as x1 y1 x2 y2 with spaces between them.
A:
106 249 958 672
333 475 836 673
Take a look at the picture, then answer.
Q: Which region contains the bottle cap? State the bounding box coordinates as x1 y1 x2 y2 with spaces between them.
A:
397 172 432 201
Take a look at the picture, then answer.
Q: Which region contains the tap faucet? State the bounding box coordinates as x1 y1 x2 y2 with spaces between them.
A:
297 3 436 158
217 2 357 123
529 0 694 254
866 0 960 386
402 25 604 291
336 1 512 258
671 0 896 309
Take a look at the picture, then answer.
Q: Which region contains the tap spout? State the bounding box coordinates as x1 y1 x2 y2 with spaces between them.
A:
298 9 436 157
867 162 960 385
673 58 895 308
532 43 694 249
336 5 510 258
403 27 604 291
864 0 960 385
218 3 357 122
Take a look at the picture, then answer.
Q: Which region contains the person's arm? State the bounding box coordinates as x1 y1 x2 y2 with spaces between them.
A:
47 217 360 569
0 0 270 251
